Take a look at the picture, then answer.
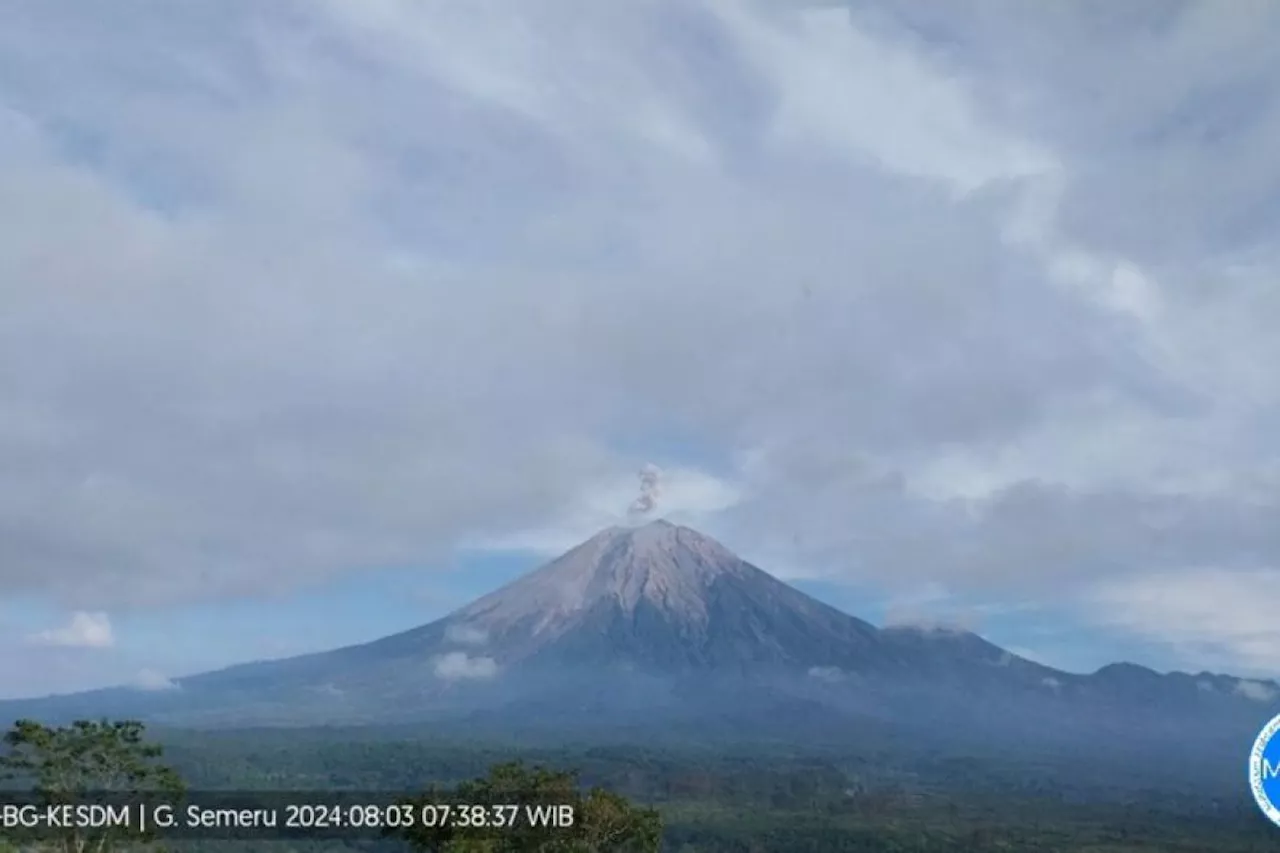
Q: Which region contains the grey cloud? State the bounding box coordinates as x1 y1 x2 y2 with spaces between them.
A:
628 464 663 518
0 0 1277 683
853 0 1280 264
727 465 1280 596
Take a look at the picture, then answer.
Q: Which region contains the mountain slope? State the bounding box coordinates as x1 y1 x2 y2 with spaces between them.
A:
173 520 892 708
443 519 883 671
5 521 1278 739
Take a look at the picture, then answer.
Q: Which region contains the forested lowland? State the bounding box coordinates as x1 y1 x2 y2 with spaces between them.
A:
1 720 1275 852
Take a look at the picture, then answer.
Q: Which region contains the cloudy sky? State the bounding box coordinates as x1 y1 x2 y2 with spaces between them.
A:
2 0 1279 698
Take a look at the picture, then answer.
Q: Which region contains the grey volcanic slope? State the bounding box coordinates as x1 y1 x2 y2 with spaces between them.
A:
444 519 884 671
183 520 887 694
5 520 1279 738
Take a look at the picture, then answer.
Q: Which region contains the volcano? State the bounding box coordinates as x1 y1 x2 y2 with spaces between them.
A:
440 519 882 671
5 521 1277 747
162 520 900 716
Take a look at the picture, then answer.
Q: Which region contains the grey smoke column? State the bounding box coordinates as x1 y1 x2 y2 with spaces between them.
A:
628 464 662 517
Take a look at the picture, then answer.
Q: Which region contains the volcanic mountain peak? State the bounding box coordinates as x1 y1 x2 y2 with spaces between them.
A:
455 520 742 637
14 519 1277 743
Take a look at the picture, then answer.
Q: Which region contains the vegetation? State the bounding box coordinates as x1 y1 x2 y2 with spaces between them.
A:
389 761 660 852
154 726 1275 852
0 718 185 852
2 720 1275 851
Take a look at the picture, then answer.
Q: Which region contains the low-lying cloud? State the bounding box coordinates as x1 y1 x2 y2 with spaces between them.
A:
1235 680 1278 703
433 651 499 681
444 624 489 647
26 612 114 649
131 669 179 691
807 665 848 683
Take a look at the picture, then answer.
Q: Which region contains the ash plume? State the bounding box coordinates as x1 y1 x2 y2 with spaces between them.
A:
628 464 663 518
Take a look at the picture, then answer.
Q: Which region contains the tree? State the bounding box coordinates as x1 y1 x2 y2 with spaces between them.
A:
0 718 184 853
390 761 661 852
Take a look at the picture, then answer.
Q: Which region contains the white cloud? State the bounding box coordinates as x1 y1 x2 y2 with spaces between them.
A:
807 665 847 683
880 583 965 629
27 612 114 649
131 669 179 691
433 651 499 681
1088 569 1280 677
1235 680 1278 703
444 624 488 647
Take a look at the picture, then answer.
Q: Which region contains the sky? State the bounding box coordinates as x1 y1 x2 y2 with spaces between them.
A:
1 0 1279 698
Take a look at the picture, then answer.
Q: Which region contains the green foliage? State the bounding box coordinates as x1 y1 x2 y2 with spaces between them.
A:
142 728 1272 852
1 719 184 798
0 718 184 853
389 761 660 852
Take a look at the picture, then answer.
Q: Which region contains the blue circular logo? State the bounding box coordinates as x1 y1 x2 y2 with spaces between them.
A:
1250 713 1280 827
